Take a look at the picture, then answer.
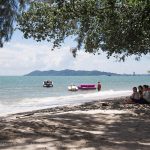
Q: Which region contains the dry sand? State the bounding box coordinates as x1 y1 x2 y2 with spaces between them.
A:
0 97 150 150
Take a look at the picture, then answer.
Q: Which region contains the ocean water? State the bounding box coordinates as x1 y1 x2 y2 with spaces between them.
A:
0 75 149 116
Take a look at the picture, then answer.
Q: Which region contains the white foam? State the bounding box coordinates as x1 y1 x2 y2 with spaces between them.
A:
0 90 132 116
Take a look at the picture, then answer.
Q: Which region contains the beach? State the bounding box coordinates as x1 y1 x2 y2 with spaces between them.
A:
1 75 150 116
0 96 150 150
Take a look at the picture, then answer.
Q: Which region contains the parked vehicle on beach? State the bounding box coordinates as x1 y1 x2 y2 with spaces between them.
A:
43 80 53 87
68 85 78 91
78 84 96 90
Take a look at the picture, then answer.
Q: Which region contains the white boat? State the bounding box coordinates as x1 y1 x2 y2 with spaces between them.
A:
68 85 78 91
43 80 53 87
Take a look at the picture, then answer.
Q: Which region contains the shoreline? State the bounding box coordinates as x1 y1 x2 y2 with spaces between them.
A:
3 95 148 118
0 96 128 118
0 96 150 150
0 92 132 117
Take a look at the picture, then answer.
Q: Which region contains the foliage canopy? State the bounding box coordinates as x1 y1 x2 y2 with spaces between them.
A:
18 0 150 60
1 0 150 60
0 0 29 47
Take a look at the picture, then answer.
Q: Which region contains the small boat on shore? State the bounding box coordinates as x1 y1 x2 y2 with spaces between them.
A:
43 80 53 87
78 84 96 90
68 85 78 91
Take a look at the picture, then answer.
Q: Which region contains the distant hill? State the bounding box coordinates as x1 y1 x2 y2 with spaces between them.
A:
25 69 120 76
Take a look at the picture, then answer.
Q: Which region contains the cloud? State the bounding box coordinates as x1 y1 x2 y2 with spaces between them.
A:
0 41 149 75
0 42 75 75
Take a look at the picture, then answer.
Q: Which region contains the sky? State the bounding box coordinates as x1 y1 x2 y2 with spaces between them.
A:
0 30 149 76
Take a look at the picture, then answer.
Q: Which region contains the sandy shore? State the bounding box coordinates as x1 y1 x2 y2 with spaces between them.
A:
0 96 150 150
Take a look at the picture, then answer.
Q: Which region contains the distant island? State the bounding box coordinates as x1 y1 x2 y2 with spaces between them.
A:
24 69 120 76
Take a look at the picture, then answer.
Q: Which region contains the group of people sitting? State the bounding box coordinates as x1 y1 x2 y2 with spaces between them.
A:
126 85 150 104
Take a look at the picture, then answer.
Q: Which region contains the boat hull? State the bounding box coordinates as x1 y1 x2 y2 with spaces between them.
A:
78 84 96 90
43 84 53 87
68 85 78 91
78 87 96 90
43 80 53 88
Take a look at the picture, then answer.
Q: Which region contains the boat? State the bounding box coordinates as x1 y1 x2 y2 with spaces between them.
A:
68 85 78 91
43 80 53 87
78 84 96 90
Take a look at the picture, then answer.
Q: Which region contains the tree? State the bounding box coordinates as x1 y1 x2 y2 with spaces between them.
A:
18 0 150 60
0 0 29 47
1 0 150 60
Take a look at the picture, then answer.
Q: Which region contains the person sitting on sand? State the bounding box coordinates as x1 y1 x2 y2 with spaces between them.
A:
130 87 140 101
138 85 143 99
125 87 140 103
133 85 147 104
142 85 150 104
130 85 150 104
148 85 150 91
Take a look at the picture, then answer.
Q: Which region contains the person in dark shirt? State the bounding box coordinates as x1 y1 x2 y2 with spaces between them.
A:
97 82 101 92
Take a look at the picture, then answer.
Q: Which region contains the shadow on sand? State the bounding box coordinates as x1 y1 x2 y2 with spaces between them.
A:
0 107 150 150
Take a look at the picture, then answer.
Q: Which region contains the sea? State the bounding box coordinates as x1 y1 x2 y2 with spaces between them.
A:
0 75 149 116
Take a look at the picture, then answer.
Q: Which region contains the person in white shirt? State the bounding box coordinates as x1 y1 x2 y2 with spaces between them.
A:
125 87 140 103
125 85 150 104
130 87 140 100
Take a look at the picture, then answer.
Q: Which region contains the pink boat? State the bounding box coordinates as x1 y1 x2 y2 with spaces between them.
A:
78 84 96 90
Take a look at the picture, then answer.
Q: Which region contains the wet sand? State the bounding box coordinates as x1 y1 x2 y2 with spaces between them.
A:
0 96 150 150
